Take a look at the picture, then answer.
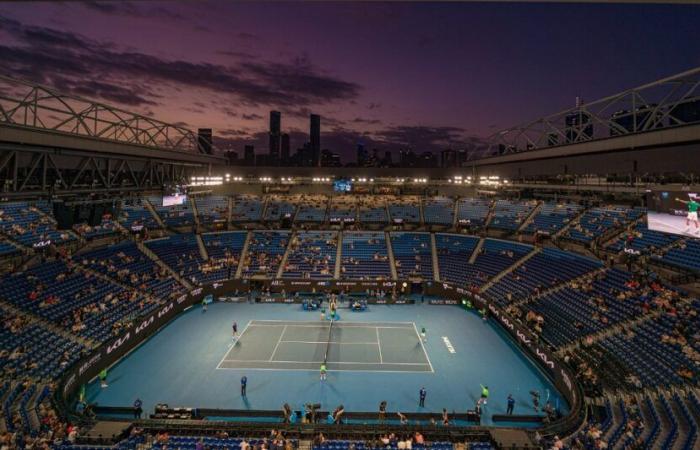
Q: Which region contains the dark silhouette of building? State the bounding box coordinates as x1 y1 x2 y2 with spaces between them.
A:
382 151 393 167
244 145 255 166
281 133 290 164
357 142 367 166
321 149 341 167
269 111 281 164
197 128 213 154
441 149 457 168
224 150 238 165
310 114 321 167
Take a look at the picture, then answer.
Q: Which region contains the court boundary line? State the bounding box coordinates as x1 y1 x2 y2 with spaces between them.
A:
279 340 381 345
214 366 433 373
216 320 254 369
220 359 430 366
413 322 435 373
217 320 433 374
268 325 288 361
376 327 383 364
248 323 414 330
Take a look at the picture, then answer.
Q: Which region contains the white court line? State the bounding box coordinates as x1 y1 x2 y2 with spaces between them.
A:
376 327 383 364
218 359 431 366
215 366 432 373
268 325 288 361
248 324 413 329
279 340 381 345
250 319 415 325
413 322 435 373
216 320 254 369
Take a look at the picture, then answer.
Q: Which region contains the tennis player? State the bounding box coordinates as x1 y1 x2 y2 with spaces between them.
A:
232 321 238 340
420 326 427 342
320 362 327 381
676 196 700 235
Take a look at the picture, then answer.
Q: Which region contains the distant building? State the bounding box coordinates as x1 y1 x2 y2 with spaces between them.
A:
244 145 255 166
310 114 321 167
357 142 367 166
269 111 281 164
281 133 290 164
224 150 238 165
197 128 213 154
321 149 341 167
441 149 457 168
382 151 393 167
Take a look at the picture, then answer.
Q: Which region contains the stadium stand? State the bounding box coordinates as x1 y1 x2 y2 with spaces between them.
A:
241 231 290 277
146 233 227 285
562 206 645 245
328 195 357 223
435 233 481 285
423 197 454 226
117 200 161 231
296 195 330 223
283 231 338 279
387 195 421 224
201 231 247 277
148 195 196 229
341 231 392 279
390 232 433 280
231 194 264 222
455 198 491 228
194 195 229 226
358 196 388 224
522 202 582 235
264 195 298 222
0 201 77 247
488 199 537 231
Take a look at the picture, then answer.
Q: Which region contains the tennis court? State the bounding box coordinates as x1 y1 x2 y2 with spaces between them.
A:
217 320 433 372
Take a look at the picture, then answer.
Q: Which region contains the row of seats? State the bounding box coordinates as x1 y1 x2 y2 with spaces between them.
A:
0 201 76 247
391 232 433 280
341 232 392 280
283 231 338 279
488 200 537 231
522 202 582 235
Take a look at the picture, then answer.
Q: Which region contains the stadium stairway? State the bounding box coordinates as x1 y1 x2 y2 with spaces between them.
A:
196 234 209 260
481 246 540 292
419 197 426 227
276 231 296 279
599 214 648 250
136 240 193 290
484 204 496 228
430 232 440 281
385 231 399 280
235 231 252 279
334 230 343 279
516 201 543 233
227 196 234 228
468 238 485 264
144 199 167 229
452 199 459 228
552 207 588 240
190 196 201 231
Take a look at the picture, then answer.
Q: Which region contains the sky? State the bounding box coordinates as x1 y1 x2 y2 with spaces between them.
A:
0 1 699 161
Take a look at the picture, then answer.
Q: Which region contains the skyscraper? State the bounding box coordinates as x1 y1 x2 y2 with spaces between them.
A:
269 111 281 164
356 142 367 166
281 133 290 164
244 145 255 166
310 114 321 167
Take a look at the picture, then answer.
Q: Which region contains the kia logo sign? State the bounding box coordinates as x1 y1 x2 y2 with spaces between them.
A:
157 302 174 319
536 348 555 369
135 316 155 334
106 332 131 355
191 287 203 296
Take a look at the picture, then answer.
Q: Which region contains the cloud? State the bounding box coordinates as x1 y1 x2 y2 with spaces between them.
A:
0 15 362 109
351 117 381 125
80 1 188 22
241 113 264 121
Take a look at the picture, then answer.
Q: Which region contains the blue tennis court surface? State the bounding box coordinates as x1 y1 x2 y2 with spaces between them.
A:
86 301 567 426
217 320 432 372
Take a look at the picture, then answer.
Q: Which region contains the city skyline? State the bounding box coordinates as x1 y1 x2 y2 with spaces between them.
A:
1 1 699 161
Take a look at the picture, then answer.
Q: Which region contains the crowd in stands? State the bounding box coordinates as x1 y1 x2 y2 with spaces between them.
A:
2 197 700 448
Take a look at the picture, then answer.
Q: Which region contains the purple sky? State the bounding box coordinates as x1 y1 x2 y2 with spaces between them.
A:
1 1 699 160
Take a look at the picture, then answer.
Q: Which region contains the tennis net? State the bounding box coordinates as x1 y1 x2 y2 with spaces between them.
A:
323 319 335 364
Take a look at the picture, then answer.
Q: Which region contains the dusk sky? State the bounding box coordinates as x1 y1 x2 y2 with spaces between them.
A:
1 1 699 160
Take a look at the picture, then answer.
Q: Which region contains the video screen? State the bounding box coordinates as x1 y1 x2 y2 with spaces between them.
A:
162 194 187 207
646 190 700 238
333 179 352 192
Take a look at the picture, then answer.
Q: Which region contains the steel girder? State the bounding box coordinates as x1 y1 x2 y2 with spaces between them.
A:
0 75 212 155
0 146 198 197
472 66 700 160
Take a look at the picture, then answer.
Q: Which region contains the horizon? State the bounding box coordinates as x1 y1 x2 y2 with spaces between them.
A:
1 1 699 161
